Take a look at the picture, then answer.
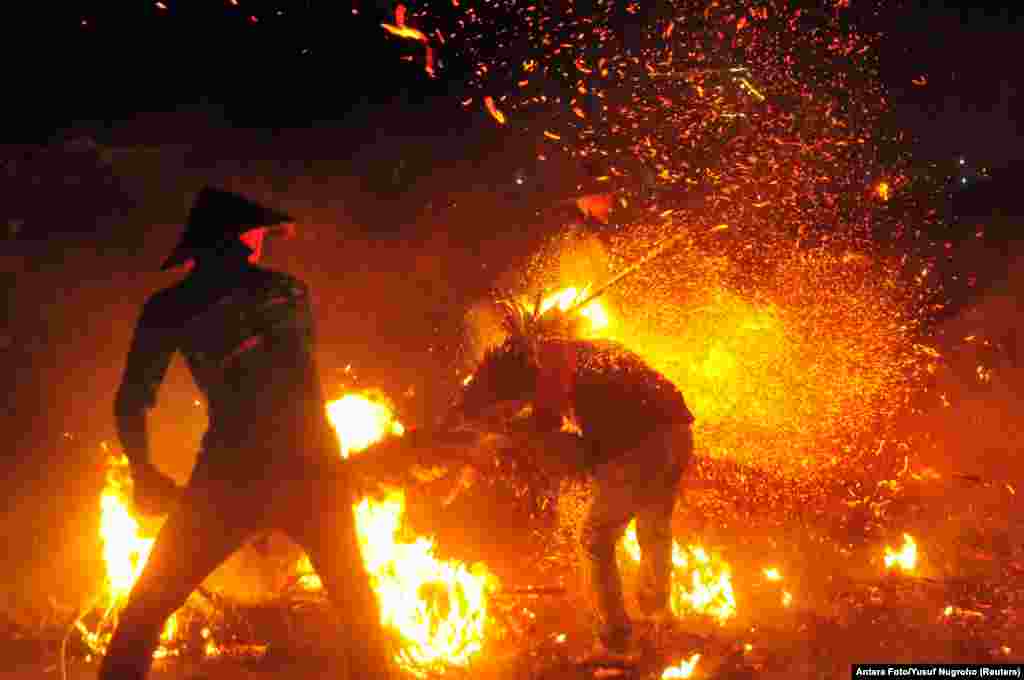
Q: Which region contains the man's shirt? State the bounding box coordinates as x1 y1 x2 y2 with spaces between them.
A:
115 262 338 464
534 338 695 463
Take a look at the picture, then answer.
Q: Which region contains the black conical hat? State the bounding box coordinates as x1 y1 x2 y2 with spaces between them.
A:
161 187 294 270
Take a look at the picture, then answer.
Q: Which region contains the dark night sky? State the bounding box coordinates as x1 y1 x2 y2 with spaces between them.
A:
0 1 1020 162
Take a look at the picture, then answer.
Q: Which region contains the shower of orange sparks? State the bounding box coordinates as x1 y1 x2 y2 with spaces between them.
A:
522 285 612 337
517 234 934 477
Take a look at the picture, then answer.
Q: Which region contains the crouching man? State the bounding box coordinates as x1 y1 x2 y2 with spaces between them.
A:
443 301 695 660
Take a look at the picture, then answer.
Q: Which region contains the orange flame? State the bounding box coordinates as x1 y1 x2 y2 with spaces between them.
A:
315 392 496 674
883 533 918 573
662 652 701 678
622 519 736 625
524 285 612 337
82 454 210 658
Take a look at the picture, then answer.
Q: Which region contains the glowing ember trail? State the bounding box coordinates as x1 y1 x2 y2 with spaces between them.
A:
884 533 918 573
621 519 736 625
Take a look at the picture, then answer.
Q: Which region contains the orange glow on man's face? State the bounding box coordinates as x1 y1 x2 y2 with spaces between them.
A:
239 227 269 263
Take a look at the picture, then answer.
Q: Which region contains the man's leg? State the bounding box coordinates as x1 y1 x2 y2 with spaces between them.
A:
580 462 637 652
284 460 397 679
635 424 692 618
98 490 249 680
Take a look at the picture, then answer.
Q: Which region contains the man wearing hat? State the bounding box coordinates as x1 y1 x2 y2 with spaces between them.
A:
102 187 395 679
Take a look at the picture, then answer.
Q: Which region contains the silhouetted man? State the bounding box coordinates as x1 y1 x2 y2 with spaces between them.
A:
102 187 394 679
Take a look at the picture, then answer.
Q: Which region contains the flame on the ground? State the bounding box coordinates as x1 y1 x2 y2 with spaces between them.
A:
313 392 495 674
621 519 736 625
884 533 918 573
89 390 490 671
662 652 701 678
355 490 493 672
81 454 199 658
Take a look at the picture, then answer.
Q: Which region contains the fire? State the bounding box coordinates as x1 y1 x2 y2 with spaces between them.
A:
526 285 612 336
98 459 156 600
520 220 934 479
621 519 736 625
662 653 701 678
762 567 781 581
884 533 918 573
317 392 496 674
875 180 891 201
354 490 493 672
88 390 490 671
326 393 406 458
81 454 189 658
484 96 507 124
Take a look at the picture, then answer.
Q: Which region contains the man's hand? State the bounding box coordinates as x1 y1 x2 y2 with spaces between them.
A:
130 461 183 516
